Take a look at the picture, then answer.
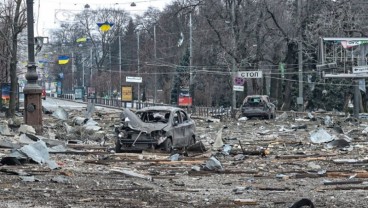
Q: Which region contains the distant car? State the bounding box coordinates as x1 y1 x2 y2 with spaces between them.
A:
241 95 276 119
115 106 196 153
42 88 46 100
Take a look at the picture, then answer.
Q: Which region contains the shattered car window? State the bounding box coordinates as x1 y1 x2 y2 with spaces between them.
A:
180 111 188 122
136 110 171 123
173 111 181 124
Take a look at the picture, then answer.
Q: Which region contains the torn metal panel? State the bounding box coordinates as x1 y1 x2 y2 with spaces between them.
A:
19 140 59 169
123 108 169 133
52 107 69 120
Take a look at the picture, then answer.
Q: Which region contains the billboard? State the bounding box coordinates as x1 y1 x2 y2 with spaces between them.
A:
87 87 96 99
1 83 11 108
74 87 84 99
178 88 192 106
1 83 19 109
121 85 133 102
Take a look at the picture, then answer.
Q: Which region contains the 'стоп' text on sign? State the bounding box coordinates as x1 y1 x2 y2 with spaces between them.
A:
237 71 263 78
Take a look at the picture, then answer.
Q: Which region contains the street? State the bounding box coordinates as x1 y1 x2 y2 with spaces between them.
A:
42 97 122 113
0 103 368 207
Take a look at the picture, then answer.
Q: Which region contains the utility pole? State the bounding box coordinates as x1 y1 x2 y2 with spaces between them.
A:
82 55 85 89
71 51 74 91
109 44 112 96
24 0 42 133
189 13 193 102
297 0 304 111
90 47 93 86
137 32 140 107
154 24 157 104
119 36 122 92
231 1 237 111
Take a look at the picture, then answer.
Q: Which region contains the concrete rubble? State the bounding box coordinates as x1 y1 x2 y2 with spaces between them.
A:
0 106 368 207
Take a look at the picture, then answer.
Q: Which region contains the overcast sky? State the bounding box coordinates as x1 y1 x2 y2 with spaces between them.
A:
33 0 173 36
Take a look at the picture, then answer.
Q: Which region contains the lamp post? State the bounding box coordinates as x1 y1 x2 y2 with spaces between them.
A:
119 35 122 94
24 0 42 133
154 24 157 104
137 31 140 108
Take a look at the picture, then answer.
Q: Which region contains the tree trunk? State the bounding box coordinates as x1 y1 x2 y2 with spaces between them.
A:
9 39 17 117
281 42 298 111
270 67 281 109
8 0 23 118
281 80 292 111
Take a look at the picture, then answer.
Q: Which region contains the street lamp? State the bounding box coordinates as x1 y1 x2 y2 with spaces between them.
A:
24 0 42 133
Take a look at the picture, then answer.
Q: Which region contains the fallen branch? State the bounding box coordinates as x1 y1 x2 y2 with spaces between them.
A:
320 186 368 191
110 168 153 181
333 159 368 164
233 199 258 205
257 187 294 191
323 180 364 185
327 172 368 178
275 154 337 159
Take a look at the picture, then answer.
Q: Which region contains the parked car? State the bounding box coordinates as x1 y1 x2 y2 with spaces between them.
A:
115 106 196 153
240 95 276 119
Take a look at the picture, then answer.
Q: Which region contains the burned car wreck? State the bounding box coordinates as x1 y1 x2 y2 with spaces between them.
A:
240 95 276 119
115 106 196 152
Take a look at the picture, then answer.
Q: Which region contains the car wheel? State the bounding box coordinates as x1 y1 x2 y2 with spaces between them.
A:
161 138 172 153
271 113 276 119
267 113 271 120
115 138 122 153
189 136 196 146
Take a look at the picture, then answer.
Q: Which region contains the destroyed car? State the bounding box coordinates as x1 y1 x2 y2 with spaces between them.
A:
240 95 276 119
115 106 196 152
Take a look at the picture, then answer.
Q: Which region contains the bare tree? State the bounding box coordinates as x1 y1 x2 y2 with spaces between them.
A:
0 0 27 117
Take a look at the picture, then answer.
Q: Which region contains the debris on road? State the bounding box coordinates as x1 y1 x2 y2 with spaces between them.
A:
204 156 223 171
310 128 334 143
52 107 69 120
0 101 368 207
110 168 153 181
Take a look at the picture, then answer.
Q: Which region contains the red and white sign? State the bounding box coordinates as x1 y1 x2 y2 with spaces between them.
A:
178 96 192 106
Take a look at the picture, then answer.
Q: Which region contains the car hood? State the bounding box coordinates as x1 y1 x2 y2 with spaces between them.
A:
123 109 169 133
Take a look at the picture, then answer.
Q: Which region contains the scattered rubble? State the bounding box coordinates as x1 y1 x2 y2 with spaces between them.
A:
0 104 368 207
52 107 69 120
310 128 334 143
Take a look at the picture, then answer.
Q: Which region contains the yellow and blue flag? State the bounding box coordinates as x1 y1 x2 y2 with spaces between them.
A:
58 55 69 65
97 21 114 32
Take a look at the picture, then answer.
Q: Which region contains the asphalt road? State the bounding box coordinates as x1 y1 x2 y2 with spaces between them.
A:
42 97 122 113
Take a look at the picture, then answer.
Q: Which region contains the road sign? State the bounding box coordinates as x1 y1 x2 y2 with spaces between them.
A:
233 85 244 91
353 65 368 74
126 76 142 83
237 71 263 78
234 77 245 85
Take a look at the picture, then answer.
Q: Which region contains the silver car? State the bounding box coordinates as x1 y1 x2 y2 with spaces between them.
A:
115 106 196 153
